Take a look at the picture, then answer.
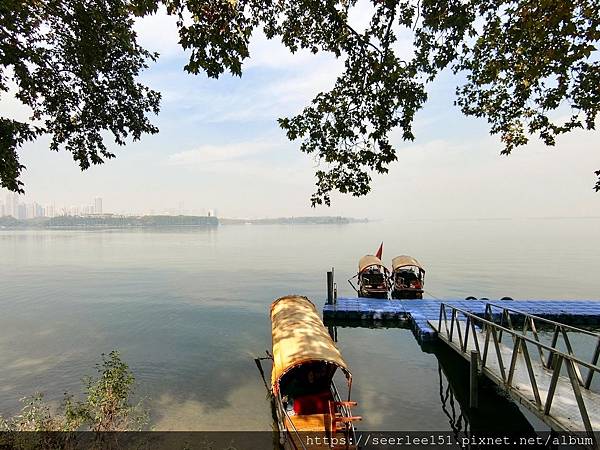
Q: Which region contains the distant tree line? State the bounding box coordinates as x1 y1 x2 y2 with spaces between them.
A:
219 216 368 225
0 215 219 228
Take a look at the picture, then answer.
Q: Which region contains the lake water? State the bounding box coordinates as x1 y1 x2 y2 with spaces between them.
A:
1 219 599 432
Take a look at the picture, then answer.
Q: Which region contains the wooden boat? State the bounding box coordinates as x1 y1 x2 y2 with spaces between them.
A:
390 255 425 299
271 295 361 449
356 255 389 299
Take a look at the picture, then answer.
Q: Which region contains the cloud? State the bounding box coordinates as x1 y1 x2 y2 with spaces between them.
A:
167 140 279 166
146 51 342 127
244 31 332 70
192 65 340 123
163 137 320 207
134 8 185 60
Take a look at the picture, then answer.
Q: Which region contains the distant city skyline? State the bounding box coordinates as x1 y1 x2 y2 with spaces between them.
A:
0 190 104 219
0 189 221 218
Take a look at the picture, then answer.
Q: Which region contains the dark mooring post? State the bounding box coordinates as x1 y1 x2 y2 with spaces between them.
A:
470 350 479 409
327 270 334 305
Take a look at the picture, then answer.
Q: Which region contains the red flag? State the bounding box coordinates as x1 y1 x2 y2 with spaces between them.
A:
375 242 383 259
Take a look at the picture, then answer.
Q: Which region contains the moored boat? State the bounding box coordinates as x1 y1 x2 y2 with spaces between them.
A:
356 255 389 299
270 295 361 449
390 255 425 299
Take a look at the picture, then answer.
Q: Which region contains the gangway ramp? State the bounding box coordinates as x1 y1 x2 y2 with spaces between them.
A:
428 303 600 440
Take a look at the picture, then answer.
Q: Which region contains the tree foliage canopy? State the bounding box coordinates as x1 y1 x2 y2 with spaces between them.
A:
0 0 160 193
1 0 599 204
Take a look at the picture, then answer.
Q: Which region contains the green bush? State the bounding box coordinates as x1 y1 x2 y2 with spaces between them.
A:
0 351 148 432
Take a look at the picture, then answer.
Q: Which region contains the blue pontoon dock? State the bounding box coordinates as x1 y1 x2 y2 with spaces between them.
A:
323 297 600 343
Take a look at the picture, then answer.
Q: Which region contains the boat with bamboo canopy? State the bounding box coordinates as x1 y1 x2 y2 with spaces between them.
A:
269 295 361 449
354 255 389 299
390 255 425 299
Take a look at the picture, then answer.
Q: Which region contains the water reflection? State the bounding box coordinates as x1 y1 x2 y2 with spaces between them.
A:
434 344 536 433
438 363 468 437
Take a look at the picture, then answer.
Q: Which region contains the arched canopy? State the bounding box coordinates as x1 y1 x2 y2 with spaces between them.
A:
358 255 386 273
392 255 425 272
270 296 350 392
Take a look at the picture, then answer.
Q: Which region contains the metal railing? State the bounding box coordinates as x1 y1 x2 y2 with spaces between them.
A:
437 303 600 436
483 302 600 389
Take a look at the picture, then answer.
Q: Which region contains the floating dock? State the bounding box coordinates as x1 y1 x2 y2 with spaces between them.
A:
324 297 600 440
323 298 600 343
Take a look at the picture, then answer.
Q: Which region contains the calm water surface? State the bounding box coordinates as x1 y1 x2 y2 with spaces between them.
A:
1 219 599 431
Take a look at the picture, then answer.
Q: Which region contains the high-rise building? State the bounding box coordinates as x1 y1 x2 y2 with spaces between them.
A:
4 192 17 217
4 194 10 216
17 203 26 220
26 203 35 219
25 202 43 219
94 197 103 214
12 195 19 218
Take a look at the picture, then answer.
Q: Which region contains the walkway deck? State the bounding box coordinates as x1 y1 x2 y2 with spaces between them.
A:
322 298 600 343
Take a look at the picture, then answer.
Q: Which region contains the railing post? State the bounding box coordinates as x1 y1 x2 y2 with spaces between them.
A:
546 327 560 368
520 340 542 409
565 358 594 436
462 317 471 353
507 337 520 387
483 303 490 334
456 311 464 350
560 327 584 386
327 270 334 305
585 337 600 389
528 317 546 367
545 355 563 415
470 350 479 409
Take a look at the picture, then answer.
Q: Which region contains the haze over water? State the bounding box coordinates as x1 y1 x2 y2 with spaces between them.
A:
1 218 599 431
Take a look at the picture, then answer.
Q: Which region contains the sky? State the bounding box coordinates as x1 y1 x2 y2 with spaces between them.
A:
1 4 599 219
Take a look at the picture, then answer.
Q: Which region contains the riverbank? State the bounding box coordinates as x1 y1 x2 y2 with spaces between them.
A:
0 215 367 229
219 216 368 225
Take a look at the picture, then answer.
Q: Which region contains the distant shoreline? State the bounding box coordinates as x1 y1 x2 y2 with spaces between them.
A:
219 216 368 225
0 215 368 229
